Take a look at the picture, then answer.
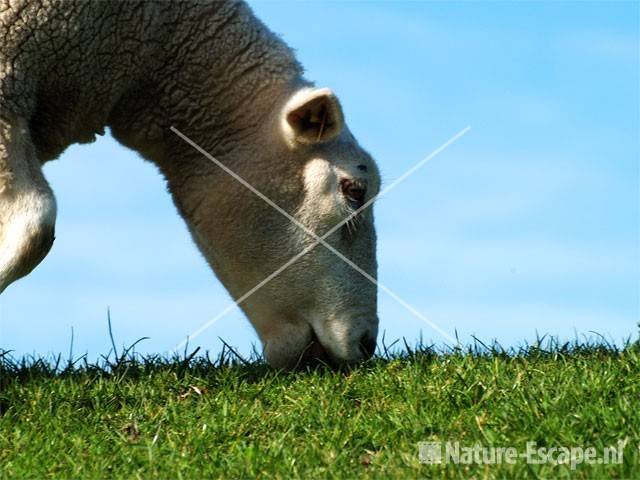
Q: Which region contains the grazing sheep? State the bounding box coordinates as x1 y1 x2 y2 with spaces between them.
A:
0 0 380 369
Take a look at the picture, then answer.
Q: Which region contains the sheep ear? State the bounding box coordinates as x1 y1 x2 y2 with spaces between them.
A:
282 88 344 146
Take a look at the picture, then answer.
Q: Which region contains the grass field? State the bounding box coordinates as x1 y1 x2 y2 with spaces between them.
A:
1 337 639 478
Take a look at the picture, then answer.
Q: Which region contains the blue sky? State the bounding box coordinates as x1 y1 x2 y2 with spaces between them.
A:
1 1 638 360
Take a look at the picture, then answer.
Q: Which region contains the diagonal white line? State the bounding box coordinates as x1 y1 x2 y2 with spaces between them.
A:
172 233 337 352
170 126 343 250
170 126 469 352
348 126 471 223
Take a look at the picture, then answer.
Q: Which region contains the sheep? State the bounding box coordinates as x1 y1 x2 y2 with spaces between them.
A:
0 0 380 369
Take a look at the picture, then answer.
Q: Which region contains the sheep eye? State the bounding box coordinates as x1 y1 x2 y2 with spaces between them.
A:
340 178 366 210
339 178 367 242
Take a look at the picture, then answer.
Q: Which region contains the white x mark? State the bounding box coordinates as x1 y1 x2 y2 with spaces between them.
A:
170 125 470 352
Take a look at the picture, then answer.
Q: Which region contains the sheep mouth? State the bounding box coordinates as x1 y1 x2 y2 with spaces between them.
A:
298 328 335 369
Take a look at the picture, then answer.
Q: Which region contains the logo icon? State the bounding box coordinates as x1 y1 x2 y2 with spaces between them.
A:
419 442 443 464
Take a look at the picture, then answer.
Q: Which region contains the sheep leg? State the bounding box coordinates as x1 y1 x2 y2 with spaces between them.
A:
0 115 56 293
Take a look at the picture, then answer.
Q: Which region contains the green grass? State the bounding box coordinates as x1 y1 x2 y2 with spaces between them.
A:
1 337 639 478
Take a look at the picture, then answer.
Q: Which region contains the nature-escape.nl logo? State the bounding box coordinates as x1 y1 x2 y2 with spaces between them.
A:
418 440 626 470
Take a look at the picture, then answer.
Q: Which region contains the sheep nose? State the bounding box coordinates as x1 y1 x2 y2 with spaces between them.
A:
359 333 377 359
